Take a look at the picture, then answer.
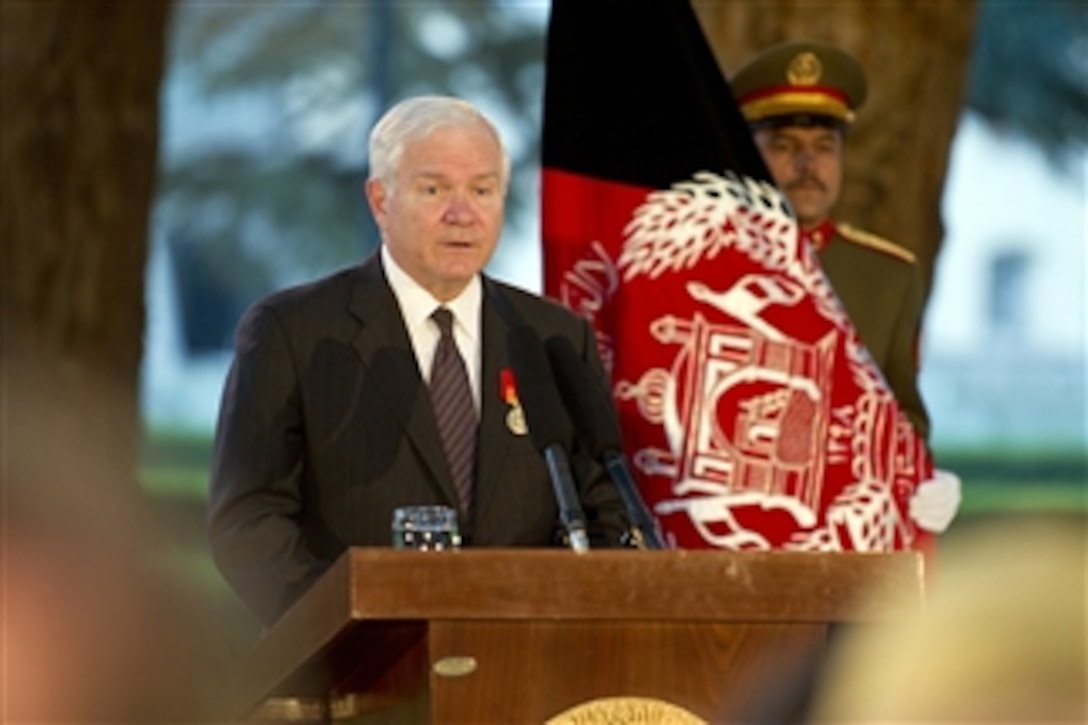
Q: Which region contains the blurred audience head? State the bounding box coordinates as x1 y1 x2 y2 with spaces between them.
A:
811 514 1086 722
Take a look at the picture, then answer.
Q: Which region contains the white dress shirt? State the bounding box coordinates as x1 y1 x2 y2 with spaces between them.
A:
381 245 482 415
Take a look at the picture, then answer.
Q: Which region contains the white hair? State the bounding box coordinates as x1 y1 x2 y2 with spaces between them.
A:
367 95 511 192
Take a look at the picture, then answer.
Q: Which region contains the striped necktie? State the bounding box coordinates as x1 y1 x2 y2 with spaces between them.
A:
428 307 477 517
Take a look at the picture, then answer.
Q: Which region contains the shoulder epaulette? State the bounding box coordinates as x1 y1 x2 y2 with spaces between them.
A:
836 222 916 264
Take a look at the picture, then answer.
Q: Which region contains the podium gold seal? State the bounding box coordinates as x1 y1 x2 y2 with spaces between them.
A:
546 696 706 724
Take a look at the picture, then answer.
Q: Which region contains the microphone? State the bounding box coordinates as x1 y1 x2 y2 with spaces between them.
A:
544 335 665 550
507 326 590 553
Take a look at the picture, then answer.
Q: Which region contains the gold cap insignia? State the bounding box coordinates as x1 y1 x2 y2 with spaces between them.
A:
786 51 822 87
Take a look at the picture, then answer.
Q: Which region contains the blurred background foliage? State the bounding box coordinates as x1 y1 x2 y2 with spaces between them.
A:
158 0 549 318
968 0 1088 166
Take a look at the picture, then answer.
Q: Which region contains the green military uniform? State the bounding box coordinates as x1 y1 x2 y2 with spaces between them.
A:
732 40 930 440
813 220 929 440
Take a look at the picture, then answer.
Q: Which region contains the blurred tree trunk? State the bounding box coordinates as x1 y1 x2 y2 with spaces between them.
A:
1 5 232 721
694 0 978 306
2 0 171 493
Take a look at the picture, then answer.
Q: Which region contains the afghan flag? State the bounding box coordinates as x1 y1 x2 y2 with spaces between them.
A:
541 0 934 553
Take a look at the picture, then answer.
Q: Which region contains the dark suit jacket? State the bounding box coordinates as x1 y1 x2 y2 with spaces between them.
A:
208 253 628 624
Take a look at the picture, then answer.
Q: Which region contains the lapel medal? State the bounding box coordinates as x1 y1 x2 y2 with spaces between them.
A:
500 368 528 436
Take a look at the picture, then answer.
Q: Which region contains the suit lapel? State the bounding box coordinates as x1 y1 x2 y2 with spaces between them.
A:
347 256 458 505
473 280 525 529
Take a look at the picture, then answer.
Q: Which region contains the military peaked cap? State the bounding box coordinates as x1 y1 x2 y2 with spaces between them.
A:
731 40 867 129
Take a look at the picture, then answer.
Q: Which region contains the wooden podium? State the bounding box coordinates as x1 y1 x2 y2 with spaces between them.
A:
233 548 925 723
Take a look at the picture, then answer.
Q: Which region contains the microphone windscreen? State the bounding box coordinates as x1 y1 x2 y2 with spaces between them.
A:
507 325 574 450
544 335 623 457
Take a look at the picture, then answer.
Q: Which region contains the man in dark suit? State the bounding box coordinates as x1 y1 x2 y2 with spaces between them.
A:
208 95 629 626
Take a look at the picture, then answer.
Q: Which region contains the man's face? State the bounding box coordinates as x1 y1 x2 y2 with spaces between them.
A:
754 125 844 230
366 121 505 301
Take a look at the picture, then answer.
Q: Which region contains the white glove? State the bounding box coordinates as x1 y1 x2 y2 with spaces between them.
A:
909 469 962 533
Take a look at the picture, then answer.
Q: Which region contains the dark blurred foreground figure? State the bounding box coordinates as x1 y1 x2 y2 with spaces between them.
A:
732 40 960 535
208 95 628 626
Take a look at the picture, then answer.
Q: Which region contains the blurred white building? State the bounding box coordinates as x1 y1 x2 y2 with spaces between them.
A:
921 112 1086 451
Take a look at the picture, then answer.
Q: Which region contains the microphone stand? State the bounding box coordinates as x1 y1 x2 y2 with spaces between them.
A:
603 453 665 550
